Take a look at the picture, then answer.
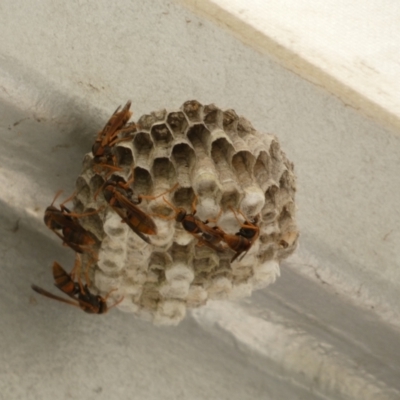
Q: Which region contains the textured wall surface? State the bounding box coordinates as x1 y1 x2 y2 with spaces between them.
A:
1 1 400 399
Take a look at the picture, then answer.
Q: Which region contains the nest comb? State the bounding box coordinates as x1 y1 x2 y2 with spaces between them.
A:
74 100 298 325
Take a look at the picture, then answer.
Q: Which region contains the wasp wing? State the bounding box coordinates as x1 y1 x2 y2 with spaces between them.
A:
48 227 87 254
110 201 152 244
196 223 226 252
46 210 90 234
113 191 157 233
101 101 132 146
31 284 81 308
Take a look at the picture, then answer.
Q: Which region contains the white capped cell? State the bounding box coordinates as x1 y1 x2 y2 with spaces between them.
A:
252 260 281 290
154 300 187 326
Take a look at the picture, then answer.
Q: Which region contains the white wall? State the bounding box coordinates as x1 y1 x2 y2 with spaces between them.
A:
0 1 399 399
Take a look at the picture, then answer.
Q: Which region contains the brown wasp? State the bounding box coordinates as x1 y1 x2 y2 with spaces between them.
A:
102 174 177 244
162 196 225 252
92 100 138 173
211 208 260 262
103 175 156 244
44 190 99 256
31 261 122 314
44 190 101 285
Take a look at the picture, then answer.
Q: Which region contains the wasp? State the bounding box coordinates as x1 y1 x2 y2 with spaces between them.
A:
44 190 101 285
44 190 99 254
102 173 178 244
102 175 157 244
212 208 260 262
31 261 122 314
162 196 225 252
92 101 138 173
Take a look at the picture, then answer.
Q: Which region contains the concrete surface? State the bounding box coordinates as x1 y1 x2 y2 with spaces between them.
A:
0 1 400 399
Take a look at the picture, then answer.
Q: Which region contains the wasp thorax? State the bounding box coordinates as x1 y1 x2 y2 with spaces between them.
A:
75 100 298 325
102 184 116 204
44 207 64 230
175 209 187 223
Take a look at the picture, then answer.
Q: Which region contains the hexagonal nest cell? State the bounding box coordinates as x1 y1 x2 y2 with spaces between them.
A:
75 100 298 325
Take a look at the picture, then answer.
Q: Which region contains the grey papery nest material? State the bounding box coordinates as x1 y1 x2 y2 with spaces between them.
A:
74 100 298 325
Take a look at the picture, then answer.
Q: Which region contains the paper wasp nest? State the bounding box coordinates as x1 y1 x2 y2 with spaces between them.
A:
74 100 298 325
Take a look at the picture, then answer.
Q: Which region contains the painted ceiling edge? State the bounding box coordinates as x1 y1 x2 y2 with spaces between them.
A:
177 0 400 136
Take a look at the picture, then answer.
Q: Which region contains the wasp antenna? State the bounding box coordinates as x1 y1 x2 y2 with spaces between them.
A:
103 288 118 302
50 190 64 207
124 166 135 187
141 182 179 202
59 191 78 208
156 182 179 199
229 206 244 225
162 196 179 213
191 194 198 215
108 295 124 311
63 206 103 219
